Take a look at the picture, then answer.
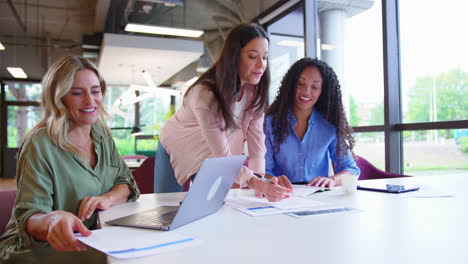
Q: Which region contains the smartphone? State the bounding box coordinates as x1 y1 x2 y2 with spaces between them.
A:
357 184 419 193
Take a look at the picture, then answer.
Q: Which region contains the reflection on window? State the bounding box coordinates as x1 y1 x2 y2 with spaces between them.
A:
7 106 42 147
403 129 468 176
400 0 468 123
267 5 304 103
105 85 175 156
353 132 385 170
344 1 384 126
269 34 304 103
5 82 42 102
140 95 172 135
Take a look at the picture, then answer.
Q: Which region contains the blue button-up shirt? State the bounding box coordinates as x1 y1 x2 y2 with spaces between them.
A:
264 110 360 183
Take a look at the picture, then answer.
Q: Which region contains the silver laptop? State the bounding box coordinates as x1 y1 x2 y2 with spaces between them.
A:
106 155 246 231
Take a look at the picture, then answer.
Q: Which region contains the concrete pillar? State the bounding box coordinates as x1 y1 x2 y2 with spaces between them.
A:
319 8 349 118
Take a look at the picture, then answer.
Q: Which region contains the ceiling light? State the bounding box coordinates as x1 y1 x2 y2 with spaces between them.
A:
125 23 203 38
0 42 5 50
7 67 28 78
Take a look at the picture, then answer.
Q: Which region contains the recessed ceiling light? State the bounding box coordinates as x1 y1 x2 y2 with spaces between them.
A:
125 23 203 38
0 42 5 50
7 67 28 78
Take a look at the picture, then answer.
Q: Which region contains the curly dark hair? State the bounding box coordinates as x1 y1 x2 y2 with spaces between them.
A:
265 57 355 168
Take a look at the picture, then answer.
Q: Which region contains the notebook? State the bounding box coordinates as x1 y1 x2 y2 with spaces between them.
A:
106 155 247 231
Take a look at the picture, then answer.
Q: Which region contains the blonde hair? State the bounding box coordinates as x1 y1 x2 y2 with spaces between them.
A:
24 55 111 155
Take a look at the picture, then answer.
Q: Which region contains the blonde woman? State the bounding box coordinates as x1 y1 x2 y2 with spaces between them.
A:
0 55 140 263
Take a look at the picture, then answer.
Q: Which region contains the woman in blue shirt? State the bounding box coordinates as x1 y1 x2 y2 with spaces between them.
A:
264 58 359 188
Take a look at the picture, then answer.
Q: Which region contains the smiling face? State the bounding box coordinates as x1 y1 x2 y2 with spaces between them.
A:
293 66 323 114
238 37 269 87
61 69 103 129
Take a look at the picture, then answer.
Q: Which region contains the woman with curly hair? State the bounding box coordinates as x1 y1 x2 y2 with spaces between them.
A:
264 57 359 188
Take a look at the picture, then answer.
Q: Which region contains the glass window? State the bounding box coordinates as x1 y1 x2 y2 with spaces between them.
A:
139 95 173 135
7 105 42 147
267 6 304 103
403 129 468 176
5 82 42 101
400 0 468 123
112 130 136 156
135 137 158 157
353 132 385 170
269 34 305 103
344 1 384 126
105 85 176 156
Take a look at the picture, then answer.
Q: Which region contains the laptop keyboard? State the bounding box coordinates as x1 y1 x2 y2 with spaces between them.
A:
136 209 178 226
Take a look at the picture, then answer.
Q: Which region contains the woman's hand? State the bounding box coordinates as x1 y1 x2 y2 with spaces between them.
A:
26 211 91 252
78 196 113 221
77 184 132 221
307 176 337 188
270 175 293 189
249 176 293 202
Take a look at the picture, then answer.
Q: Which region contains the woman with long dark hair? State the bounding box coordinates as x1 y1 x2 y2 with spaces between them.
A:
264 57 359 188
155 23 292 201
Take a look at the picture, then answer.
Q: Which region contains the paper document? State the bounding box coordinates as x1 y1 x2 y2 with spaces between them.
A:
76 227 200 259
398 185 454 198
292 184 329 197
226 193 325 216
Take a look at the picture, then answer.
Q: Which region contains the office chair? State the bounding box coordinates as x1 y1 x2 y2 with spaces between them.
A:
0 189 17 235
356 155 412 180
132 157 190 194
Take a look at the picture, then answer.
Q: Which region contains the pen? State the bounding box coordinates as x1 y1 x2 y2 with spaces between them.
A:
253 173 279 186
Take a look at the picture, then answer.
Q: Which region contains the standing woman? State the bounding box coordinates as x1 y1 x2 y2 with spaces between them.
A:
0 55 139 263
264 58 360 188
155 23 292 201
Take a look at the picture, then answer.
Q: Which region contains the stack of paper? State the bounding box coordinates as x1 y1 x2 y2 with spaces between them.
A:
76 227 200 259
225 194 325 216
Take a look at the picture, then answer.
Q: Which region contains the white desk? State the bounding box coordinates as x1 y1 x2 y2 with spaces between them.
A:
99 174 468 264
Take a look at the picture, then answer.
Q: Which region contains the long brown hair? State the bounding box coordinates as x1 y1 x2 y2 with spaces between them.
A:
185 23 270 130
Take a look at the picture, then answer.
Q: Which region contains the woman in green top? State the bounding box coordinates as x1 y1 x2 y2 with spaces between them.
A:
0 55 140 262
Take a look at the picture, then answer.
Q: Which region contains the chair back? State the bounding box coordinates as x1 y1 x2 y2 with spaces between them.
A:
0 189 17 235
132 157 155 194
132 157 190 194
356 155 411 180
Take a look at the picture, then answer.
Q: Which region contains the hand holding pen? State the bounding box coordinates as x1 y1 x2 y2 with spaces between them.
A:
251 173 293 202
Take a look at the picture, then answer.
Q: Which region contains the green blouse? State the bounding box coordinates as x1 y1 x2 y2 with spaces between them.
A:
0 124 140 259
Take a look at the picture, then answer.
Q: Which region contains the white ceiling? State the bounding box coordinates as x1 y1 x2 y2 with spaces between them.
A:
0 0 280 81
98 33 203 86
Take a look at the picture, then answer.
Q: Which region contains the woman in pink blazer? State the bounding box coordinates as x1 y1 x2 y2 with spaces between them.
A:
155 23 292 202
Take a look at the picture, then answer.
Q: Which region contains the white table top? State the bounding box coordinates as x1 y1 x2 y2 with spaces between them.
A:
99 174 468 264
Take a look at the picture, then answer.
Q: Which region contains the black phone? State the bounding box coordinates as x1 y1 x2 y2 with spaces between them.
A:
357 184 419 193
